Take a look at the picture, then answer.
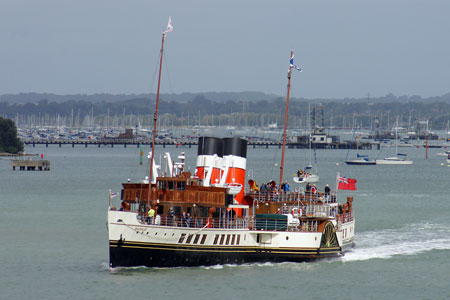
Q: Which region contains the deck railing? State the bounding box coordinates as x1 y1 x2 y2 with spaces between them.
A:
131 214 330 232
246 190 337 204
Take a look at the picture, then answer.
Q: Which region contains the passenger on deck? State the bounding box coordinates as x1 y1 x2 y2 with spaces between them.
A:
186 213 192 227
260 183 267 193
168 207 175 226
147 207 155 224
311 184 317 195
324 184 331 201
306 182 312 193
284 181 290 192
154 213 161 225
181 212 187 227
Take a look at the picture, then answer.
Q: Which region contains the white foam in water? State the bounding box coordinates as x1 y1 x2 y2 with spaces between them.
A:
343 222 450 262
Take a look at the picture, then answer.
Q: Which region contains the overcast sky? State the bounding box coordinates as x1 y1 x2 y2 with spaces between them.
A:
1 0 450 99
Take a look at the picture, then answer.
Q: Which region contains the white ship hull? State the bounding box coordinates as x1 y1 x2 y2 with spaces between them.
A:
107 210 355 268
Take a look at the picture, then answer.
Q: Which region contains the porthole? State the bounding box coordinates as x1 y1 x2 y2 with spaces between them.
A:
286 236 289 240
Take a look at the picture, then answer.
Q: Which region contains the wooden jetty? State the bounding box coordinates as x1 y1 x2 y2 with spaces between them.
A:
22 139 380 150
12 159 50 171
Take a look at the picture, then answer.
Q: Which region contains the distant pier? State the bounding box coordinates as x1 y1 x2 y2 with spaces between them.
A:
12 159 50 171
23 139 380 150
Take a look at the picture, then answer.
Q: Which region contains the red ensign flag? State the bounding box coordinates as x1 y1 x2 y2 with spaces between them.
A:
337 176 357 190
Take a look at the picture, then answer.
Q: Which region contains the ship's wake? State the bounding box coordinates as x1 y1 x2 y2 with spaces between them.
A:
342 222 450 262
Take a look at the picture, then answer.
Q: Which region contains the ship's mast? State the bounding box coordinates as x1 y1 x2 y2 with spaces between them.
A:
279 50 293 187
148 25 170 206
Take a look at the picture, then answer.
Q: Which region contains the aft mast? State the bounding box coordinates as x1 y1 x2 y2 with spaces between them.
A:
148 17 173 207
279 50 294 186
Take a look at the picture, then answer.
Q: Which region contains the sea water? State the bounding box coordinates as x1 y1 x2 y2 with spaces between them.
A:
0 143 449 299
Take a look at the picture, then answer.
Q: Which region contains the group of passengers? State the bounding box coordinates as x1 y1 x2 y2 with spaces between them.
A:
251 180 290 194
296 169 310 178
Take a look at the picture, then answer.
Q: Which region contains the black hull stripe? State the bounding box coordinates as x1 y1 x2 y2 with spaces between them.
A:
109 246 341 268
109 240 342 267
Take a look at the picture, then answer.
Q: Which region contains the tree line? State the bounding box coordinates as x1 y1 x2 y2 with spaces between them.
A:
1 94 450 130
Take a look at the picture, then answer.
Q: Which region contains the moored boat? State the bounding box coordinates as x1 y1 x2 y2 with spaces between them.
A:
376 154 413 165
345 154 376 165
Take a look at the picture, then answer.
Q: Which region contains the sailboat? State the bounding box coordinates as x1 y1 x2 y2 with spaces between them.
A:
293 135 319 183
345 128 376 165
293 105 319 183
376 117 413 165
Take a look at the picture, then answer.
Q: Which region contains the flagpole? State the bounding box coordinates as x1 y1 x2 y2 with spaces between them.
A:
335 173 339 198
279 50 293 188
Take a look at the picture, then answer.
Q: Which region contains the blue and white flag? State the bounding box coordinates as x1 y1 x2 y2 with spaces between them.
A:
290 54 303 72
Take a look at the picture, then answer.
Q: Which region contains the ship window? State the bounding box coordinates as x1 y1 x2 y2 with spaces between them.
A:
178 233 186 243
177 181 186 190
200 234 207 245
231 234 236 245
186 234 194 244
167 181 175 190
219 234 225 245
158 181 166 190
236 235 240 245
193 234 200 244
225 235 231 245
213 234 219 245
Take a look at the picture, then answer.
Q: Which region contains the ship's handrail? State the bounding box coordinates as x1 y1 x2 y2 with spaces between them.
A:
246 190 337 204
132 214 326 232
139 215 251 230
336 213 354 229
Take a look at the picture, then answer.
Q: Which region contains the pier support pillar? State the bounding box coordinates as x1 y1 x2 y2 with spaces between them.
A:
72 143 75 148
124 144 127 148
59 142 61 148
46 143 48 148
111 144 114 148
33 142 35 148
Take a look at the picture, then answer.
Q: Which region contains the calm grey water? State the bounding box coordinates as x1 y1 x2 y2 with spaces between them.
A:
1 142 449 300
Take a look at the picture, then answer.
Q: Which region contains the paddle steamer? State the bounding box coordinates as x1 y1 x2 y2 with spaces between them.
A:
107 19 355 268
108 137 356 268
